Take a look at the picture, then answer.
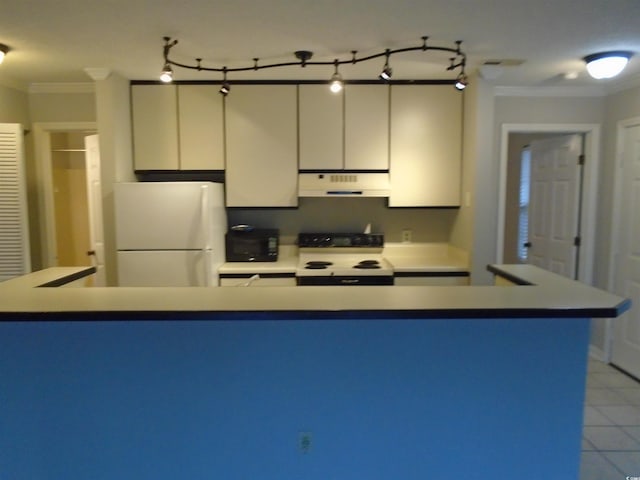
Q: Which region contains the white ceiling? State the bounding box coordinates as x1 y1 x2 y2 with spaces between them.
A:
1 0 639 91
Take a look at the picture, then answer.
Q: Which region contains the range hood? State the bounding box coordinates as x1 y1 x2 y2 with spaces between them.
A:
298 173 391 198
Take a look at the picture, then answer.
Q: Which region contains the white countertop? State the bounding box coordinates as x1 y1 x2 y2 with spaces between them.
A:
383 243 469 272
0 264 630 319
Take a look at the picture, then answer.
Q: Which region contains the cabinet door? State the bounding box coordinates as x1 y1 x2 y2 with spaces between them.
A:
225 85 298 207
299 85 344 170
345 85 389 170
131 84 179 170
178 85 224 170
389 85 462 207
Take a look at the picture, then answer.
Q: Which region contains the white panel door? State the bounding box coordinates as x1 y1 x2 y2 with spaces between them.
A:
612 122 640 378
527 134 582 279
84 134 105 286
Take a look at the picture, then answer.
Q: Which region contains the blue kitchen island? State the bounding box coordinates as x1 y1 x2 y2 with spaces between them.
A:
0 265 630 480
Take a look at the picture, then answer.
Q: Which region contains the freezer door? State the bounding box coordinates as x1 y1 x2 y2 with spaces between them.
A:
114 182 226 250
117 250 220 287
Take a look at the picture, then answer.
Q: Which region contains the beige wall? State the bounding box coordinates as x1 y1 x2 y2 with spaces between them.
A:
0 84 30 125
28 92 95 123
93 73 135 285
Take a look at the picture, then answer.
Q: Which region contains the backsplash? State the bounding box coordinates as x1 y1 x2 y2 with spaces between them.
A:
227 197 458 244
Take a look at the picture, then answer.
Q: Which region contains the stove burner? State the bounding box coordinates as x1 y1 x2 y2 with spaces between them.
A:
354 260 381 269
305 261 333 270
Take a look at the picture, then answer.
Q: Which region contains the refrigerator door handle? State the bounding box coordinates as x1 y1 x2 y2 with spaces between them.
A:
201 185 212 287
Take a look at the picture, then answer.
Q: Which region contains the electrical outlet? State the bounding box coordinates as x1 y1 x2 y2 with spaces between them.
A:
402 229 412 243
298 432 312 454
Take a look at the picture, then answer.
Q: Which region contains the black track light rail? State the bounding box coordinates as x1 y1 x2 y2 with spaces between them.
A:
162 36 467 75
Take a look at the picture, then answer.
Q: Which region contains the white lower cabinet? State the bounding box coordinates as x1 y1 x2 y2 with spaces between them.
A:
225 85 298 207
389 85 462 207
394 274 470 286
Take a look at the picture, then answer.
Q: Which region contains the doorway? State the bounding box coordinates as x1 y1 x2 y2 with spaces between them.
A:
497 123 600 286
33 122 99 282
609 117 640 378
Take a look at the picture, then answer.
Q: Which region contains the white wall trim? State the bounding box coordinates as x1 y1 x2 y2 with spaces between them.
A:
494 86 607 98
497 123 601 286
33 122 97 268
28 83 95 94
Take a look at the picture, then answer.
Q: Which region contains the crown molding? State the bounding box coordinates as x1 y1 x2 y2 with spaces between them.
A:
28 82 95 94
84 67 111 81
494 85 607 97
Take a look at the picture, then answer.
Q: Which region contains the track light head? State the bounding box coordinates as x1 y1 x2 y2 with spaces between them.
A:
454 73 468 91
0 43 9 65
379 66 393 81
159 63 173 83
379 49 392 81
329 72 343 93
583 51 633 79
220 82 231 96
329 59 343 93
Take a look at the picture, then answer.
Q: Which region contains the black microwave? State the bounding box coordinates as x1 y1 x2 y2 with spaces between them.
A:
225 228 279 262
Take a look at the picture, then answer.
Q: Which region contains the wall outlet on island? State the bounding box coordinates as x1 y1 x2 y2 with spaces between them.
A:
402 229 412 243
298 431 312 454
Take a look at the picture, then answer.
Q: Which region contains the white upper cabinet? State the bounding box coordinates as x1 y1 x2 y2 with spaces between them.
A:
131 84 224 171
345 85 389 170
225 85 298 207
299 84 389 171
389 85 462 207
178 85 224 170
131 84 179 170
298 85 344 170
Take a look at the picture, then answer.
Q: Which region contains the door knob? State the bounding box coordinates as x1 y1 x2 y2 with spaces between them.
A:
523 242 532 248
87 250 96 256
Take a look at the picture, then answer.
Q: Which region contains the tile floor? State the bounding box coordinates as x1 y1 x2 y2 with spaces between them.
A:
581 357 640 479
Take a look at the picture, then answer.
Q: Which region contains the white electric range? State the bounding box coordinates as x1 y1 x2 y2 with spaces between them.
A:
296 233 394 286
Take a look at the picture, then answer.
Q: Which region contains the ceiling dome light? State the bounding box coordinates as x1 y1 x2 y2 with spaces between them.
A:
454 73 468 91
159 63 173 83
584 51 633 79
0 43 10 65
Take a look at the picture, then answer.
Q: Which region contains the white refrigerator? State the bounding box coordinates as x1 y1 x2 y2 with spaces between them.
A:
114 182 227 287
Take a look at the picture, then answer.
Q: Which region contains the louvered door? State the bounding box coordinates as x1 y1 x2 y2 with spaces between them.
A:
0 123 30 281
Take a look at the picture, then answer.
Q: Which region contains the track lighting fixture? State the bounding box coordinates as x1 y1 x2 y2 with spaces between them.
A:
0 43 10 65
583 51 633 79
454 73 468 91
219 67 230 96
329 60 344 93
159 35 468 92
379 49 392 81
159 63 173 83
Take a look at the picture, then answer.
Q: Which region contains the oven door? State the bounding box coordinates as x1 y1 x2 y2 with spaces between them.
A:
297 275 394 286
